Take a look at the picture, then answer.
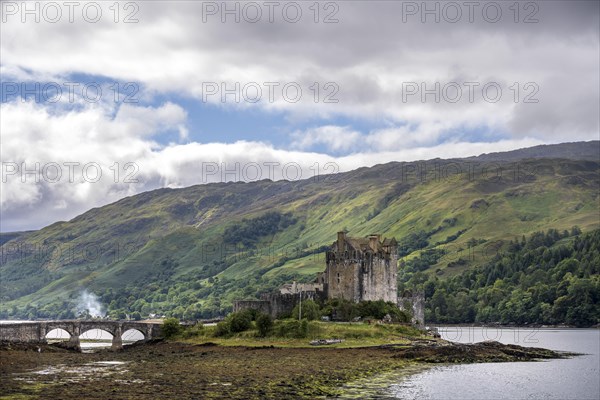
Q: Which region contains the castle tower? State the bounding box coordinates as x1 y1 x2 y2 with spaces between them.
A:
323 232 398 303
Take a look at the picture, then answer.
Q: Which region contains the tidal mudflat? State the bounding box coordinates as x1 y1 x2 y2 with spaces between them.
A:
0 339 571 400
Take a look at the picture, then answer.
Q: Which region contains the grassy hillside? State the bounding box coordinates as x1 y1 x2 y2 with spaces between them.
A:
1 143 598 320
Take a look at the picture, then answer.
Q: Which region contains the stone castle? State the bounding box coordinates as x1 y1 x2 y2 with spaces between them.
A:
318 231 398 303
233 232 424 325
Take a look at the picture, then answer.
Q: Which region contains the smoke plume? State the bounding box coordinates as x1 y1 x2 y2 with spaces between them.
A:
76 290 105 318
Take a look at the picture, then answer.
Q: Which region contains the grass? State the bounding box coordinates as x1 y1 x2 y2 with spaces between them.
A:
179 321 426 349
262 253 325 280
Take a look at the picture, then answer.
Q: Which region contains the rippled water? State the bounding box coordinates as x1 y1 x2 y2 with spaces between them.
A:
387 327 600 400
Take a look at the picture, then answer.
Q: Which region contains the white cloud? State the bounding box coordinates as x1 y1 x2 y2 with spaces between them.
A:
0 100 183 231
291 126 363 152
1 100 549 232
0 1 597 141
1 1 598 231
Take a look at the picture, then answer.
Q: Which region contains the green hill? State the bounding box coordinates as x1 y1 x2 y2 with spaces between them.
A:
1 142 598 321
419 228 600 327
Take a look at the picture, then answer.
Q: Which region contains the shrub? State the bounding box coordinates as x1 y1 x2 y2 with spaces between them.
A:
300 319 309 337
324 300 411 323
181 322 204 338
255 313 273 337
214 321 231 337
161 318 182 339
274 319 310 338
357 300 387 319
238 308 259 321
291 300 321 321
228 311 252 333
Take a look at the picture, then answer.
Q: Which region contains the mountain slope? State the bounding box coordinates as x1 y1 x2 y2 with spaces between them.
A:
1 142 599 320
467 140 600 162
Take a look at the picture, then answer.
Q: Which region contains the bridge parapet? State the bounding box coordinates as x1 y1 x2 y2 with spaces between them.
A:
0 320 164 351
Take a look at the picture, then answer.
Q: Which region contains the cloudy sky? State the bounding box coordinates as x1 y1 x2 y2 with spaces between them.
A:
1 0 599 232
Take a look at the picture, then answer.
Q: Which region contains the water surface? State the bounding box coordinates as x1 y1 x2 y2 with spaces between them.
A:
387 327 599 400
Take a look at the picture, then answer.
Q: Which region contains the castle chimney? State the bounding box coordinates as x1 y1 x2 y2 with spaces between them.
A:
368 234 379 252
337 231 346 254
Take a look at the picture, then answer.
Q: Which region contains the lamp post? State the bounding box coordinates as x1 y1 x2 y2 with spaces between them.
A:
298 286 302 321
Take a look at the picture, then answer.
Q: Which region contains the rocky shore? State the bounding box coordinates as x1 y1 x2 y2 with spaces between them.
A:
0 339 575 399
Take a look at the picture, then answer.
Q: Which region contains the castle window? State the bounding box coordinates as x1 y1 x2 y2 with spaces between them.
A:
337 273 340 284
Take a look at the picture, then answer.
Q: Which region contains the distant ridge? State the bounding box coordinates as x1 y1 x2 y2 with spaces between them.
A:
0 231 33 246
466 141 599 162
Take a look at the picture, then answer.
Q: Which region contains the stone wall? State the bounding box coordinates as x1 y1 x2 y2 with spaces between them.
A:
279 282 323 294
323 259 360 302
323 233 398 303
267 292 321 318
0 322 43 343
324 255 398 303
232 300 271 315
359 257 397 303
398 292 425 326
234 291 323 319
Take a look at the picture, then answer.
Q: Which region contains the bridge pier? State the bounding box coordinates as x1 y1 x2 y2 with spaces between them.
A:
66 322 81 351
111 325 123 351
67 334 81 350
38 322 48 344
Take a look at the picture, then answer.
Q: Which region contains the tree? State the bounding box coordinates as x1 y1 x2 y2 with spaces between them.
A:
430 289 448 320
161 318 182 339
292 300 320 321
255 313 273 337
214 321 230 337
228 311 252 333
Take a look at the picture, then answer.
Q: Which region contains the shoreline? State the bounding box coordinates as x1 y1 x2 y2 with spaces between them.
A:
430 324 599 329
0 338 576 399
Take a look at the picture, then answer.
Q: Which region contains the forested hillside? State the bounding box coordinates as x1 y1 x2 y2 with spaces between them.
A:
412 228 600 327
1 142 598 324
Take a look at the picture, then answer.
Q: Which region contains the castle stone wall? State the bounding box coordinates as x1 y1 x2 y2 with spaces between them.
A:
234 292 322 319
232 300 271 316
399 293 425 326
360 257 397 303
324 259 360 302
324 233 398 303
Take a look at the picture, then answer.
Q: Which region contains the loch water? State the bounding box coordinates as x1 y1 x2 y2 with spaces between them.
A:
386 327 599 400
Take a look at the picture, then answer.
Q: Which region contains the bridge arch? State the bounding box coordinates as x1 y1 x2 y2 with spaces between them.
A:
122 328 145 344
41 322 81 350
45 328 71 342
80 328 115 349
122 322 158 341
80 327 116 339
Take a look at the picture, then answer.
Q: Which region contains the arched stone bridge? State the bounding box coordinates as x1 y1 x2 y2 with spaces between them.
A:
0 320 163 350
